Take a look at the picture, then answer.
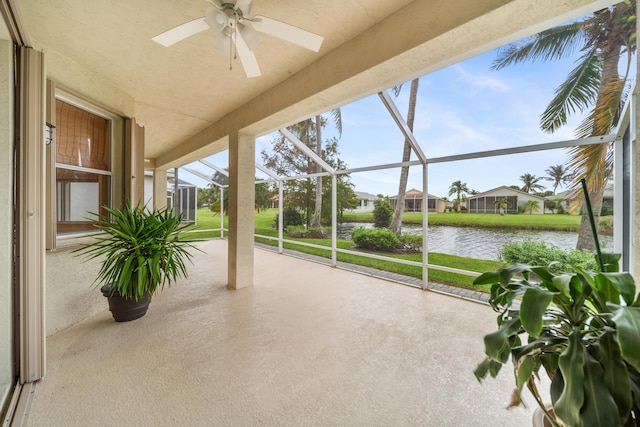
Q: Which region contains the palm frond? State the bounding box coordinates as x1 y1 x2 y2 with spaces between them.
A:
491 22 586 70
330 108 342 137
540 51 601 133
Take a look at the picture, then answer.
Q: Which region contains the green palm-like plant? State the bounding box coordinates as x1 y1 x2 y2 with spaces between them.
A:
492 2 636 251
524 199 541 214
544 164 572 194
74 201 199 301
474 256 640 426
494 197 510 215
475 181 640 426
520 173 546 194
448 180 470 212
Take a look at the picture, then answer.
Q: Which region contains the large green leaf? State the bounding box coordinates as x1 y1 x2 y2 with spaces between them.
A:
520 287 555 338
612 307 640 371
515 355 535 393
581 353 621 427
598 330 632 423
554 329 585 427
551 274 572 299
473 271 500 286
599 272 636 305
483 317 521 363
594 273 621 305
473 357 503 381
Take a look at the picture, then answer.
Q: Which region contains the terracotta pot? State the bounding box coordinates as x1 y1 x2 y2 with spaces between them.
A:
101 284 151 322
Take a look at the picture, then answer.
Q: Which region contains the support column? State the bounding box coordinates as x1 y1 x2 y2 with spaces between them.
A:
153 169 167 210
228 132 255 289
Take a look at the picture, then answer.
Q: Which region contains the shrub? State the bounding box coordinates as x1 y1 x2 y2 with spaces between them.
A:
274 207 305 228
600 201 613 216
351 227 399 252
499 239 598 273
373 197 393 228
598 215 613 235
398 233 422 252
286 226 330 238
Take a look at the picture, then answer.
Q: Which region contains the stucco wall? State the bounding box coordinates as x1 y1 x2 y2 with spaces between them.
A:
46 240 104 335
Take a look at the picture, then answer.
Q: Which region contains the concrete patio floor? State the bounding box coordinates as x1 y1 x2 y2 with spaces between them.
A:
26 239 539 426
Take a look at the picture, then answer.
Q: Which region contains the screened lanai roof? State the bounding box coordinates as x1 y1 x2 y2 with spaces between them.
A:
16 0 616 170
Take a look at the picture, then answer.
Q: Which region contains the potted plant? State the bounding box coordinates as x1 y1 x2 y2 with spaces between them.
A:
473 255 640 426
475 180 640 426
74 201 199 322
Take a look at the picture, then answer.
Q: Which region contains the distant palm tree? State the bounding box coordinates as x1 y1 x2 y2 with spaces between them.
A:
448 180 470 212
524 200 541 215
389 78 420 235
544 164 572 194
494 197 510 216
491 2 636 250
519 173 546 193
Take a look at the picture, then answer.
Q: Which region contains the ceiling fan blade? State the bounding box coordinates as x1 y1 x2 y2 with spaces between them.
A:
251 15 323 52
234 31 261 78
234 0 252 16
152 18 209 47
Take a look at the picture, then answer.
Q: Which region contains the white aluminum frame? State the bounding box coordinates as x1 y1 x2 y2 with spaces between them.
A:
183 85 635 291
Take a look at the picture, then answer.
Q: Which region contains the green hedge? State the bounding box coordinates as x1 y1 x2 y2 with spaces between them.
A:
351 227 399 251
499 239 598 272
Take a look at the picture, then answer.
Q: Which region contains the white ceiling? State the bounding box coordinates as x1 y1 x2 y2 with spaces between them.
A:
17 0 613 167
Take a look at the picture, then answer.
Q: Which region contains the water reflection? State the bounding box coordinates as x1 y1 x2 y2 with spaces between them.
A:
337 222 613 261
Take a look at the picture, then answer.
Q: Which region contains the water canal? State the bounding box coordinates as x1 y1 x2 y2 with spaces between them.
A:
337 222 614 261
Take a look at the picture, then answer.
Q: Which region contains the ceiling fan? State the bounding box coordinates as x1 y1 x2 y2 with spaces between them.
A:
152 0 324 78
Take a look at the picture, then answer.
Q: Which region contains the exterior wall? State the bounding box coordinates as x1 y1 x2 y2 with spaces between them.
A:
353 198 375 213
0 37 14 399
517 194 545 214
46 240 103 335
468 189 545 214
42 48 136 334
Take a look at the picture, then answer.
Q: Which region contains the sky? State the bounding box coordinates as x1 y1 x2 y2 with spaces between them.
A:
180 13 635 200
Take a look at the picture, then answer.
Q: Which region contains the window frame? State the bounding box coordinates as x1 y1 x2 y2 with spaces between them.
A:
48 85 125 247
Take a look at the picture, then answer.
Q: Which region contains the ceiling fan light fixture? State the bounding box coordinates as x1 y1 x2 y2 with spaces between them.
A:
213 31 232 54
205 7 227 32
239 25 260 51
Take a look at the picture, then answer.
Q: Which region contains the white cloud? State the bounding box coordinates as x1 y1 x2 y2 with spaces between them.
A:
451 64 509 94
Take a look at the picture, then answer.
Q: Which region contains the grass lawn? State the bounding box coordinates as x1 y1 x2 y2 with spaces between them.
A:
187 208 501 292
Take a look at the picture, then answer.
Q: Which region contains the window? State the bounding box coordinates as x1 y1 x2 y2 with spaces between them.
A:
55 99 111 234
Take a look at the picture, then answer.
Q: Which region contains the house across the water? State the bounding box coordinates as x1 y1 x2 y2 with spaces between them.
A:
390 188 446 213
467 186 546 214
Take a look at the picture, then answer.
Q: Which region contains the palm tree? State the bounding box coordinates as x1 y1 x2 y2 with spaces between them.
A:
492 2 636 250
312 109 342 227
389 78 420 235
494 197 510 216
448 180 470 212
519 173 546 193
544 164 572 194
524 200 541 215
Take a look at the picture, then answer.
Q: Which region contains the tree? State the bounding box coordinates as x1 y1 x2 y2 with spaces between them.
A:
389 78 420 235
524 200 540 214
255 182 269 212
492 2 636 250
494 197 510 216
448 180 470 212
543 164 572 194
261 124 353 226
312 109 342 228
197 186 216 209
519 173 546 193
373 197 393 228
